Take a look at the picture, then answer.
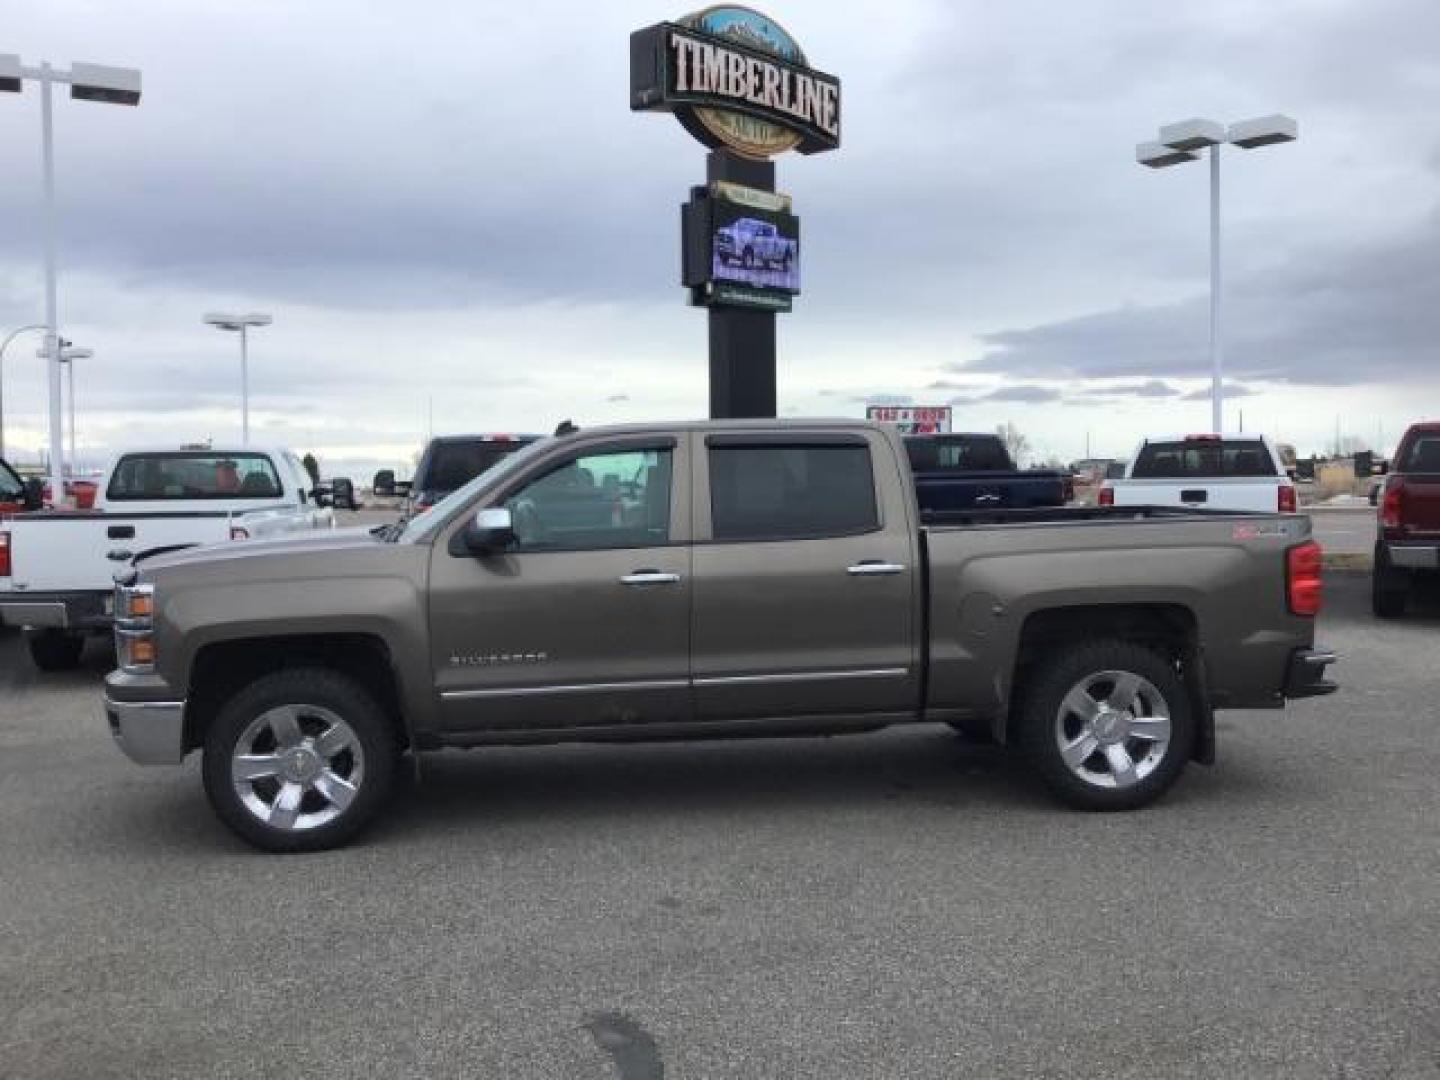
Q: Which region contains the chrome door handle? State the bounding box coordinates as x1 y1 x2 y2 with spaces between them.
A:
620 571 682 586
847 562 906 576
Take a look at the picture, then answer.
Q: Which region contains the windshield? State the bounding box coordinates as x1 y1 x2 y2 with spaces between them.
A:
1132 439 1276 479
418 439 530 494
397 437 552 542
905 435 1012 472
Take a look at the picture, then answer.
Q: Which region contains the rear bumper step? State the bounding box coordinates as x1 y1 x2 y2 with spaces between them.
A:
1284 649 1338 698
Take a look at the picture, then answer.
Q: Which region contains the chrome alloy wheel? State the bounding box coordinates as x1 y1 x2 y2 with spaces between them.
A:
231 704 365 832
1053 670 1172 790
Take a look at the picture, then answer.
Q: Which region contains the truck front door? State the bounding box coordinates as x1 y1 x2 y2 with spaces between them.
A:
690 431 921 721
429 438 691 733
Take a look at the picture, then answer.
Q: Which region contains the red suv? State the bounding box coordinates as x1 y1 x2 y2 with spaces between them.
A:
1373 422 1440 616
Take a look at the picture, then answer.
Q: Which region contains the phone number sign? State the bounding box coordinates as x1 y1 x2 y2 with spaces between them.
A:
865 405 952 434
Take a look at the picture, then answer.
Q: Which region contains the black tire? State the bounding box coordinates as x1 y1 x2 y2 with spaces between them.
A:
1372 543 1408 618
28 630 85 671
202 667 398 853
743 248 755 269
1017 639 1193 811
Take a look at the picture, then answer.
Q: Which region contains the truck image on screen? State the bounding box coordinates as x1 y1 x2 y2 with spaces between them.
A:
712 213 800 293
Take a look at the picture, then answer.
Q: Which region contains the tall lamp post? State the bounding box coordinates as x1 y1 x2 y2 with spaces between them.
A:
203 312 272 445
1137 114 1297 432
1 54 141 501
0 323 47 458
40 342 93 472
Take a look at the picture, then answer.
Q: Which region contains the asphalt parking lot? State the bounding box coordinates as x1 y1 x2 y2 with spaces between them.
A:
1 573 1436 1079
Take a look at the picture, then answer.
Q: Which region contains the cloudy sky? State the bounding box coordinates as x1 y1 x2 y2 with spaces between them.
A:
2 0 1438 477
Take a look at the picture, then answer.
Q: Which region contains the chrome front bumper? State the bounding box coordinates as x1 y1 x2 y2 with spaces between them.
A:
103 693 186 765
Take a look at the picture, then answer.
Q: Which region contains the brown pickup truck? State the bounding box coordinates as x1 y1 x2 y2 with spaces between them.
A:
103 420 1335 851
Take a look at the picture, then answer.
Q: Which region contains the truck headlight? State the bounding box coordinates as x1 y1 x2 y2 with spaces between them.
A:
114 583 156 671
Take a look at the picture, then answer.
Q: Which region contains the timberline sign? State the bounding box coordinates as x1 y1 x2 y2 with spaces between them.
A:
630 5 841 158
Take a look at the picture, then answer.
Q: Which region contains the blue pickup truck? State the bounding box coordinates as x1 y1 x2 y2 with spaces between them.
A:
905 433 1072 513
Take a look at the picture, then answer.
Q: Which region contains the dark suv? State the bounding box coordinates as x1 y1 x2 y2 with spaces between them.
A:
409 434 540 512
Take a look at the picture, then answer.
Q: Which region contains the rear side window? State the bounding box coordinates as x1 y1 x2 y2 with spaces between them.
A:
1131 440 1277 479
0 462 22 500
905 436 1011 472
709 443 878 541
420 440 526 493
1401 435 1440 473
106 453 283 500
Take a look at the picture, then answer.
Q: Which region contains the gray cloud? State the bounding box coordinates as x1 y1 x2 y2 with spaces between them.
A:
1180 383 1256 401
948 386 1062 405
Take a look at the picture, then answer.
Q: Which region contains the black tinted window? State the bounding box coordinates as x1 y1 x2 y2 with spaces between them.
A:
905 435 1012 472
1132 440 1276 479
421 440 526 493
1402 436 1440 473
710 444 878 541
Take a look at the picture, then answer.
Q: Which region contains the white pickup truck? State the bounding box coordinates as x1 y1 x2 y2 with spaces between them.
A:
1 446 333 669
1100 434 1298 514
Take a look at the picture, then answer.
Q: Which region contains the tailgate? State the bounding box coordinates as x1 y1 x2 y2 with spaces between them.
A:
1401 474 1440 535
2 514 231 593
1111 478 1283 512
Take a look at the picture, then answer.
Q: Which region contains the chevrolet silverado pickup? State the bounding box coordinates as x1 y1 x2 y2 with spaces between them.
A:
2 446 334 670
102 420 1335 852
1372 421 1440 616
905 433 1071 512
1101 434 1298 514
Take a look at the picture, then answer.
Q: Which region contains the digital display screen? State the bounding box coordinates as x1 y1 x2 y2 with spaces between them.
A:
710 198 800 295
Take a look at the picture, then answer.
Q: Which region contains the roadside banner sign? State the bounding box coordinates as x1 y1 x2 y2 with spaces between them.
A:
866 405 952 434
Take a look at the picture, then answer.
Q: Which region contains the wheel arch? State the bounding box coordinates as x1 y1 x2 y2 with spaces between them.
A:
184 634 412 755
1003 603 1212 763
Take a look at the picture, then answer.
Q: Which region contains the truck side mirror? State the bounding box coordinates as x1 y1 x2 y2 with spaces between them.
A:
456 507 514 556
332 478 356 509
22 478 43 511
372 469 395 498
310 485 333 508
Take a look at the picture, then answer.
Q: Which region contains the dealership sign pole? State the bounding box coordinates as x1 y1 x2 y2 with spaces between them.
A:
631 6 840 418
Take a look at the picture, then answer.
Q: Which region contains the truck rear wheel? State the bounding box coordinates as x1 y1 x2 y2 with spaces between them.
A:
27 629 85 671
201 667 398 852
1371 543 1408 618
1017 639 1193 811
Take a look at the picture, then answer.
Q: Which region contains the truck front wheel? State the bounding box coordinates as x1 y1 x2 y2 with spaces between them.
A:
1017 639 1193 811
201 667 398 852
27 629 85 671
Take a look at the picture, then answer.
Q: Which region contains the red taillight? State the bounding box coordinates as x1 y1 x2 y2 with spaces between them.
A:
1287 540 1323 616
1380 478 1405 531
1278 485 1297 513
1184 433 1222 442
1098 486 1115 506
0 531 10 577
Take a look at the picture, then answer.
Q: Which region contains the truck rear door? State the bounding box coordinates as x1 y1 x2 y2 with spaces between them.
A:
690 430 921 720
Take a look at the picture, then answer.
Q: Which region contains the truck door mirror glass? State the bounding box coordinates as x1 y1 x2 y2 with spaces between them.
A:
462 507 515 555
331 478 356 509
23 478 44 511
310 486 332 508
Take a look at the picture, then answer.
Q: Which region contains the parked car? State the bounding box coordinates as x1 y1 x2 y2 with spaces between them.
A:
0 445 334 670
0 457 41 514
408 434 541 513
714 217 796 270
1100 434 1298 513
905 433 1072 512
1371 422 1440 617
103 419 1334 852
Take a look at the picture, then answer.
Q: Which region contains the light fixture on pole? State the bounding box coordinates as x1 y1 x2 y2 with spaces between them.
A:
1137 114 1297 432
203 312 272 445
1 53 141 502
0 323 48 458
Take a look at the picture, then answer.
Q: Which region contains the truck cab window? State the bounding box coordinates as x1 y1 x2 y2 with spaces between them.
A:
709 443 878 541
503 448 672 551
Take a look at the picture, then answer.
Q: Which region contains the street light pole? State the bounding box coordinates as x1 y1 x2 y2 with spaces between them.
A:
1137 114 1296 432
1 53 142 499
1208 143 1222 434
203 312 272 445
